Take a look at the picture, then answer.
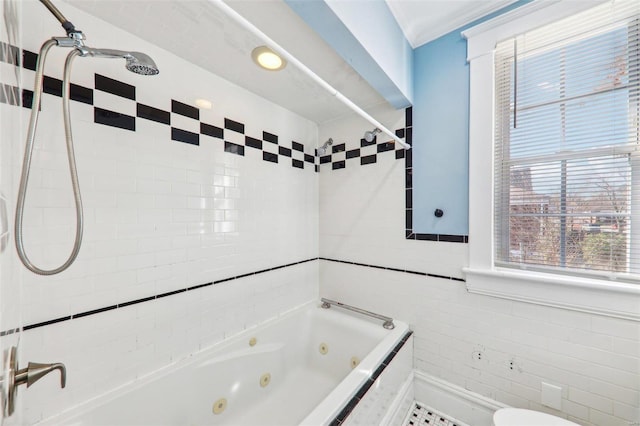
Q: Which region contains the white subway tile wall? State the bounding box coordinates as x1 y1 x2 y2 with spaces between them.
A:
318 110 640 426
1 1 318 424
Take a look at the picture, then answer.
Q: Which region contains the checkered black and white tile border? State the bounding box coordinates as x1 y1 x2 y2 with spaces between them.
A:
0 41 318 172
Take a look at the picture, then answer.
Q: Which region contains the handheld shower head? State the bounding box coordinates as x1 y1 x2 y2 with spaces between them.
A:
125 52 159 75
364 128 381 143
81 47 159 75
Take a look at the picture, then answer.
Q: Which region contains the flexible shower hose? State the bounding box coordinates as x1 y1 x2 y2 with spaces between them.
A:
15 39 83 275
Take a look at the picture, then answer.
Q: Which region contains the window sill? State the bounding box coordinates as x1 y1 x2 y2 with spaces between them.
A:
462 267 640 321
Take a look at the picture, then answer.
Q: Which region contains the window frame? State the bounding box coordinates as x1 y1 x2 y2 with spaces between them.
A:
462 0 640 321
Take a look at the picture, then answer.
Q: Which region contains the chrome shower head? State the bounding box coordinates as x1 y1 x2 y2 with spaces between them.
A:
364 128 381 143
125 52 159 76
317 138 333 156
80 47 159 75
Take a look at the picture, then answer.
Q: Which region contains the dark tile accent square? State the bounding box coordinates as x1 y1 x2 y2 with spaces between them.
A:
263 151 278 163
377 142 394 153
94 107 135 131
304 154 314 163
0 42 19 65
315 165 319 173
464 236 469 243
406 209 412 229
23 49 37 71
224 118 244 134
292 141 304 152
406 230 415 239
361 154 376 165
263 131 278 144
137 103 170 124
320 155 331 164
406 168 412 189
172 128 199 145
416 233 438 241
332 143 345 153
201 122 223 139
346 149 360 159
225 141 244 156
245 136 262 150
95 74 135 100
171 99 199 120
361 137 376 147
279 146 292 157
438 234 466 243
405 106 412 127
406 127 413 145
395 128 405 138
292 159 304 169
22 88 34 109
332 161 345 170
43 76 62 97
406 189 412 208
70 84 93 105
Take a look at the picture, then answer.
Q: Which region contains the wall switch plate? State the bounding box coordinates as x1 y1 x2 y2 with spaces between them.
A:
541 382 562 410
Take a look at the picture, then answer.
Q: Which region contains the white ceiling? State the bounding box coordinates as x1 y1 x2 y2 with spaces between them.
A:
64 0 516 124
386 0 518 48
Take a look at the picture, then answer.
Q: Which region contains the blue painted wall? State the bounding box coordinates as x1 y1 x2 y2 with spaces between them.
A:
412 0 532 236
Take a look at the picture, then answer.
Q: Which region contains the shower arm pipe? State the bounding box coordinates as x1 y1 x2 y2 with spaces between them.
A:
39 0 78 35
208 0 411 150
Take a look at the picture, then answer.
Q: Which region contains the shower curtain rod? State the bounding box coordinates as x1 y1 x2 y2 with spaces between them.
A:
208 0 411 150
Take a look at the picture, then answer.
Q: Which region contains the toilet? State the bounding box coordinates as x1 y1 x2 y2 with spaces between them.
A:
493 408 580 425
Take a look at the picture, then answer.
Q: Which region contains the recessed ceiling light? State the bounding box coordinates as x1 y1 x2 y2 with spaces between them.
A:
195 99 212 109
251 46 287 71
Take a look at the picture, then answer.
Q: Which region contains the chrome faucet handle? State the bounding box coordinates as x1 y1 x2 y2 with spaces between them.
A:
16 361 67 389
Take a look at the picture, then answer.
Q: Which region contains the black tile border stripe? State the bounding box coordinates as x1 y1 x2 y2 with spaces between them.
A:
1 258 319 336
400 107 468 244
330 331 413 425
319 257 465 282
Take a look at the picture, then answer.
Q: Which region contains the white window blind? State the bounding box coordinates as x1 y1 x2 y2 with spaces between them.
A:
494 1 640 282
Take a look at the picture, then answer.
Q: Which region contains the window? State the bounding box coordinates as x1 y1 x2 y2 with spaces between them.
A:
463 0 640 320
494 3 640 282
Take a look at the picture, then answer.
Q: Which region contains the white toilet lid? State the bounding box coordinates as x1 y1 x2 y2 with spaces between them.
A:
493 408 580 426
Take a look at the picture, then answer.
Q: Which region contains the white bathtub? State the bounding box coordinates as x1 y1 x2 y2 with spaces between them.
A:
41 301 410 425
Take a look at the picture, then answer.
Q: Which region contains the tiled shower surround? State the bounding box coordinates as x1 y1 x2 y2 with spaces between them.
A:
0 2 638 426
0 1 317 423
319 111 640 425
